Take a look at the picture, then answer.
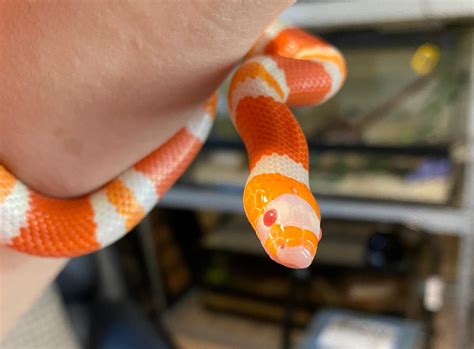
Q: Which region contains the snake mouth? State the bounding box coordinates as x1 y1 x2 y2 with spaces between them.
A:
263 224 318 269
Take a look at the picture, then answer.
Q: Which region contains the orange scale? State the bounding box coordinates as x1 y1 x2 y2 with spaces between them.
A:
272 56 332 106
0 166 16 204
204 94 218 116
265 28 331 58
10 191 99 256
228 61 285 106
134 128 203 197
297 51 347 77
234 96 309 172
264 238 278 259
243 174 320 230
104 179 144 230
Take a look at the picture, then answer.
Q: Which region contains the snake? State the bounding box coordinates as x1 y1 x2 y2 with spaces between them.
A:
0 22 345 269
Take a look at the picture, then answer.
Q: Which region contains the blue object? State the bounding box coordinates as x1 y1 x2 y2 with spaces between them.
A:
406 158 451 181
299 309 424 349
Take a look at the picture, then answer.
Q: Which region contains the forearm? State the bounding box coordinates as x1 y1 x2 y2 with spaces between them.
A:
0 247 67 339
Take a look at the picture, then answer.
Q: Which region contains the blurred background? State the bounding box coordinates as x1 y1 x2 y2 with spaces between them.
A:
3 1 474 349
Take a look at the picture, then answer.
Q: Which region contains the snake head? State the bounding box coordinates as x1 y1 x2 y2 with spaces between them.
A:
254 193 321 269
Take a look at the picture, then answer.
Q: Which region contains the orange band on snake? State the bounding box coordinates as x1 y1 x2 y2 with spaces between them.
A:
0 22 346 268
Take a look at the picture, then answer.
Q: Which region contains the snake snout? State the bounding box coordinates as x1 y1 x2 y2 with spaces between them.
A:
264 225 318 269
252 192 321 269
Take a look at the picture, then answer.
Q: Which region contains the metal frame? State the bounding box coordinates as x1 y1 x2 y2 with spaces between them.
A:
456 26 474 349
281 0 474 29
161 187 468 234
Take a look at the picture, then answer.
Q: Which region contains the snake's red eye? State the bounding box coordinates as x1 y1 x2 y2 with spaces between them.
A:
263 209 277 227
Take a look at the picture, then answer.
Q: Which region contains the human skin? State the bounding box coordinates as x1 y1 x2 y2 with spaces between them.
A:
0 0 293 338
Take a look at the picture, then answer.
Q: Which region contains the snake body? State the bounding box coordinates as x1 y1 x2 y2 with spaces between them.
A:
0 23 345 268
